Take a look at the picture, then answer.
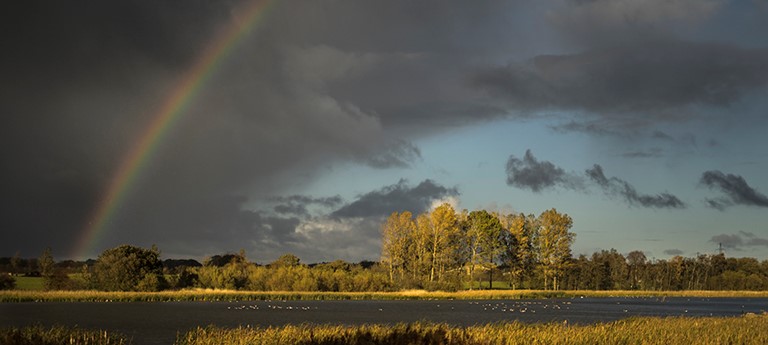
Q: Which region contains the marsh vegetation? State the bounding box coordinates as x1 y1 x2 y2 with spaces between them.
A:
3 315 767 345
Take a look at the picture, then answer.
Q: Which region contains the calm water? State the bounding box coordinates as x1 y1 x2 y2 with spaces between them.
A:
2 297 767 345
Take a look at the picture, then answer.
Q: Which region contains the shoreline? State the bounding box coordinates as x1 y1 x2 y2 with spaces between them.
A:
3 289 768 302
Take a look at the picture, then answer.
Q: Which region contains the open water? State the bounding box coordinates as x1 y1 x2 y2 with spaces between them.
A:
2 297 767 345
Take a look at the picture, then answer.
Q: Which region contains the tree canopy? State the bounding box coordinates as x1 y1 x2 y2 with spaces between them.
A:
92 244 166 291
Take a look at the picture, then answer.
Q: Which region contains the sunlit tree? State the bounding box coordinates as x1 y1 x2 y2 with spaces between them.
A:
535 208 574 290
501 213 537 289
464 210 503 289
93 244 166 291
381 211 415 284
429 203 458 282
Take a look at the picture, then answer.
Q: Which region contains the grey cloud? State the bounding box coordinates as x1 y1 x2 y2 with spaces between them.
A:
710 234 743 249
551 0 724 44
700 170 768 209
549 121 629 137
709 232 768 251
506 150 583 192
269 195 344 217
364 140 422 169
622 148 663 159
663 249 684 256
331 179 458 219
651 131 676 142
473 39 768 121
652 131 698 147
586 164 686 209
255 179 459 262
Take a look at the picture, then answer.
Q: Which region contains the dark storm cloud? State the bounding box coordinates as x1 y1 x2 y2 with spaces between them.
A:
473 39 768 119
506 150 582 192
663 249 684 256
586 164 686 209
700 170 768 210
331 179 458 219
0 0 523 259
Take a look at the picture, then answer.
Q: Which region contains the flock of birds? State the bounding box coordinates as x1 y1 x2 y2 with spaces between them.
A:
224 299 580 314
467 300 574 314
228 302 316 311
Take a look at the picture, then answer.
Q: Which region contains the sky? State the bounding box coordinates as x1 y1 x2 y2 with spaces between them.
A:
1 0 767 263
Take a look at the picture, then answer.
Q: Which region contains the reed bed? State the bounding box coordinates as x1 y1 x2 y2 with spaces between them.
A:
0 325 128 345
177 315 768 345
2 289 768 302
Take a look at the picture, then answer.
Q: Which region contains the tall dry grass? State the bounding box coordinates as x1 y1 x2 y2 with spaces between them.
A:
177 314 768 345
0 325 128 345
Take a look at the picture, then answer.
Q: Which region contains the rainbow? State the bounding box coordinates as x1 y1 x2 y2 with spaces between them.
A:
72 0 275 259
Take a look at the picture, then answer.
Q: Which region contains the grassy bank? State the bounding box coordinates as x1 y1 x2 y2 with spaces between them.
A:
4 315 766 345
0 325 128 345
178 314 768 345
2 289 768 302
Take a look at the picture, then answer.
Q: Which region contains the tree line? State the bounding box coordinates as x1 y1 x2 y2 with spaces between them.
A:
381 204 575 290
1 204 767 291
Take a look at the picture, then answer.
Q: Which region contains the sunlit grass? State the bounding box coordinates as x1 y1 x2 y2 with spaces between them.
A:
2 288 768 302
3 315 766 344
177 314 768 345
0 325 128 345
11 277 43 291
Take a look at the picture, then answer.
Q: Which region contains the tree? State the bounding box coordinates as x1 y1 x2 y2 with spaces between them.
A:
92 244 166 291
501 213 537 289
381 211 415 284
410 213 433 285
39 247 55 278
39 247 71 290
10 252 22 275
429 203 459 283
465 210 503 289
0 274 14 290
535 208 575 290
271 253 301 268
626 250 647 290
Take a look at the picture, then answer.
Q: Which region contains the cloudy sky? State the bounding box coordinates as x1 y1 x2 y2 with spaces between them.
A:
2 0 767 263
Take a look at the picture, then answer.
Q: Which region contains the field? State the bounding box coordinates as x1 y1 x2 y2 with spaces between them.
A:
2 288 768 302
11 277 43 291
3 314 767 345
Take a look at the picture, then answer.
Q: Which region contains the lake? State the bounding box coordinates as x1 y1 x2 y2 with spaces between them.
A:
2 297 767 345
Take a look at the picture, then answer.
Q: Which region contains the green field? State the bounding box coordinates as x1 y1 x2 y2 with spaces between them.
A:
3 288 768 302
11 276 43 291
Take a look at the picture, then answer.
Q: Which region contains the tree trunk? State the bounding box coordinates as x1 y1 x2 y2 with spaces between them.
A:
489 267 493 289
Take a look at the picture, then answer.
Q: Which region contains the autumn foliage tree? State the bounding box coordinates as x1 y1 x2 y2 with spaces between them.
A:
381 211 415 284
536 208 575 290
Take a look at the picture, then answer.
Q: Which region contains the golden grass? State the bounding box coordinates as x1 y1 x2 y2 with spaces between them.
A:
2 288 768 302
0 325 128 345
3 315 767 344
177 314 768 345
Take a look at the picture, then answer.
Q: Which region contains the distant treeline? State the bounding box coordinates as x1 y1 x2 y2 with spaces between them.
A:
1 205 767 291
